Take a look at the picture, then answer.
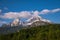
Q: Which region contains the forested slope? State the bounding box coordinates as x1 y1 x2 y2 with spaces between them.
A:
0 24 60 40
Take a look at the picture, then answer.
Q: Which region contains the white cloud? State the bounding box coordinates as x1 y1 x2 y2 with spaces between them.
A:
33 10 39 16
40 8 60 14
0 12 19 19
40 9 50 14
51 8 60 13
0 11 32 19
0 8 60 26
0 8 60 19
19 11 32 18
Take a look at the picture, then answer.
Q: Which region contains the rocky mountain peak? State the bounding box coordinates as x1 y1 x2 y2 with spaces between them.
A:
11 18 21 26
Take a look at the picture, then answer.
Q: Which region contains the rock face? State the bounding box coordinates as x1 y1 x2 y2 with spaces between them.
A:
0 18 23 34
11 18 21 26
0 16 52 34
10 15 51 27
24 16 51 27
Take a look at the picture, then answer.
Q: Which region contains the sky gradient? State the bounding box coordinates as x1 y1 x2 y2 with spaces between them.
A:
0 0 60 26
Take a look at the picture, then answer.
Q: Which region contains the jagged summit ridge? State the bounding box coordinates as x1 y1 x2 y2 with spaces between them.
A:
22 15 51 26
11 18 22 26
10 15 51 26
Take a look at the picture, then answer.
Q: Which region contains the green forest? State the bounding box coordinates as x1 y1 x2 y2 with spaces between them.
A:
0 24 60 40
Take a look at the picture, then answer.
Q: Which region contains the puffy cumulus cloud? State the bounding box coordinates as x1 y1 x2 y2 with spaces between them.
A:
0 11 32 19
0 8 60 19
0 12 19 19
19 11 32 18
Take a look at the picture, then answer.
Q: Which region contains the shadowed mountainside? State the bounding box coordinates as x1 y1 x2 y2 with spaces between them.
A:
0 24 60 40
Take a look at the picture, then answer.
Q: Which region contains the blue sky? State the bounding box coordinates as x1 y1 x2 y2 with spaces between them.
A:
0 0 60 26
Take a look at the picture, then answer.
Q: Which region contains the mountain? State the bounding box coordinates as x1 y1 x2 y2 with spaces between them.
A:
11 18 22 26
0 16 52 34
7 15 51 27
24 15 52 26
0 18 23 34
0 24 60 40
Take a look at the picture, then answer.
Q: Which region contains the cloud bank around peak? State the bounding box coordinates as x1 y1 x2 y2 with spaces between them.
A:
0 8 60 19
